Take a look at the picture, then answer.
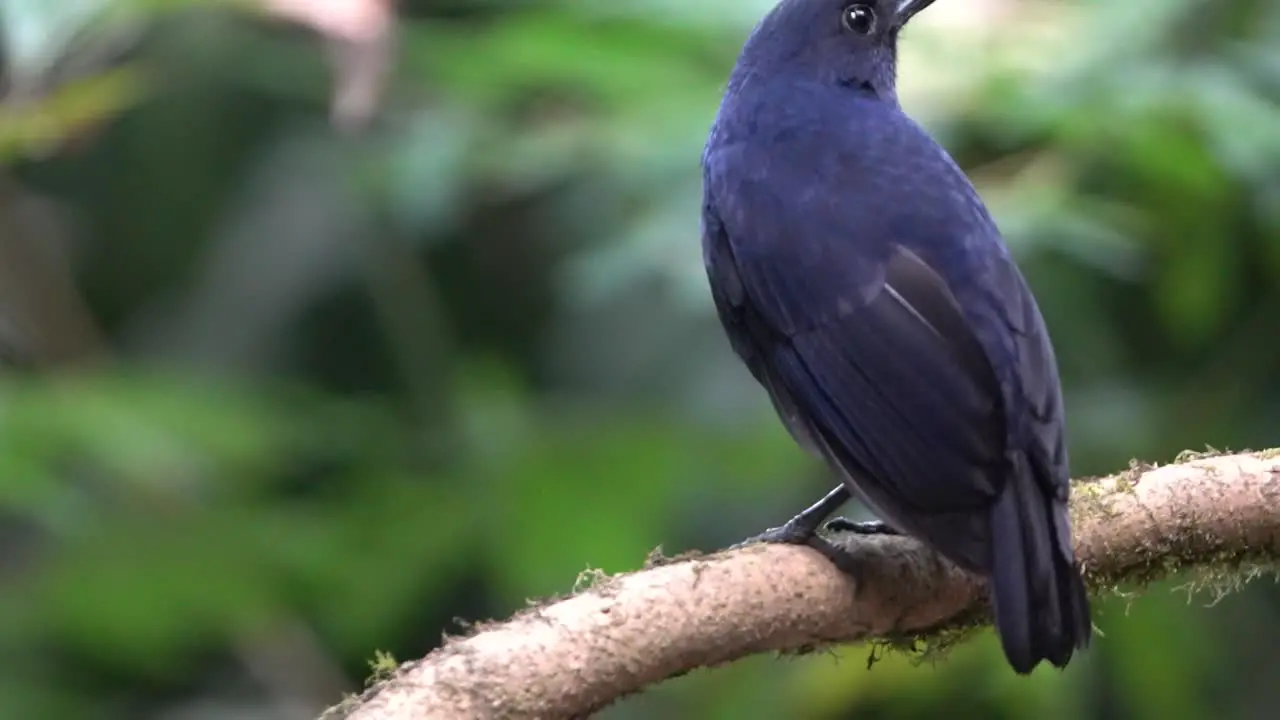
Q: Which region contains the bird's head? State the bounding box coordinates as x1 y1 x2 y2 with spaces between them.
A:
731 0 937 103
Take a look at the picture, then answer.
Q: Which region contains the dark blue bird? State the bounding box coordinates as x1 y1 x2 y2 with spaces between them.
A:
701 0 1091 674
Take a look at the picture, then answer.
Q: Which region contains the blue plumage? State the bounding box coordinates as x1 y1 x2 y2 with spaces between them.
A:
702 0 1091 674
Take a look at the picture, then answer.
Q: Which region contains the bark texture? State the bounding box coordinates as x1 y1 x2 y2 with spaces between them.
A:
327 450 1280 720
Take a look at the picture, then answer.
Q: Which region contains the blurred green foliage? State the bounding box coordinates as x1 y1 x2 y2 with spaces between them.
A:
1 0 1279 718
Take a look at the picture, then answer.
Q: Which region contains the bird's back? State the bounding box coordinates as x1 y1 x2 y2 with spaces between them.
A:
704 85 1054 442
708 85 1003 277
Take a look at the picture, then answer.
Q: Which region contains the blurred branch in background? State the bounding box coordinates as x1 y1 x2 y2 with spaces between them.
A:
259 0 395 131
0 0 393 154
0 176 106 367
331 451 1280 720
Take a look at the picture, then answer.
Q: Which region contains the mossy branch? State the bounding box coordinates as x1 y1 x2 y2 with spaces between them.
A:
325 450 1280 720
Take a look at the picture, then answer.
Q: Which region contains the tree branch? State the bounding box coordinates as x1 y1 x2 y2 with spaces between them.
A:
326 450 1280 720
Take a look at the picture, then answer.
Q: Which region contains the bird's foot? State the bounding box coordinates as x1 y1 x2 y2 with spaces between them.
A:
727 485 867 580
728 484 849 550
821 517 900 536
812 517 902 588
729 515 820 549
730 518 865 580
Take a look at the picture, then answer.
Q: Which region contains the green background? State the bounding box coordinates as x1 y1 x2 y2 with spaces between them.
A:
1 0 1278 718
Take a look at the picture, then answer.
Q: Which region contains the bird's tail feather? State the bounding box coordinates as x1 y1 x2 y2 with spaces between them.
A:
988 457 1091 674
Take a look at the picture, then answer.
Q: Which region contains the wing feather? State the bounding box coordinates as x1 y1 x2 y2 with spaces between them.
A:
702 119 1070 566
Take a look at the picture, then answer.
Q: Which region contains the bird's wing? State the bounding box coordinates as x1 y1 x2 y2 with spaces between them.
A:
976 247 1071 503
745 238 1004 514
703 139 1065 544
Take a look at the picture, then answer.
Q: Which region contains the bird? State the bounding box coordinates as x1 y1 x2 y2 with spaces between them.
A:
700 0 1092 674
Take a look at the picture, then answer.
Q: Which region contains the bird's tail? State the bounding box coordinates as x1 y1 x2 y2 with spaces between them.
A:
988 456 1092 674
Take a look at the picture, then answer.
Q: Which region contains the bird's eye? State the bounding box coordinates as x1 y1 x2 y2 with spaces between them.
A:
841 4 877 34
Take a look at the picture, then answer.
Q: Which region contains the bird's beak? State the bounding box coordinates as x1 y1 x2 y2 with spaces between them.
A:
896 0 937 24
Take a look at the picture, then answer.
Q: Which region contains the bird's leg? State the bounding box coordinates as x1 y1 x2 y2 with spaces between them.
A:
730 485 871 578
729 486 903 583
730 485 850 548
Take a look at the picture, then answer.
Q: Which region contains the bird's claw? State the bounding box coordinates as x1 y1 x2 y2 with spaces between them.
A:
729 517 866 583
821 517 899 536
803 534 868 581
725 485 879 585
728 516 818 550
